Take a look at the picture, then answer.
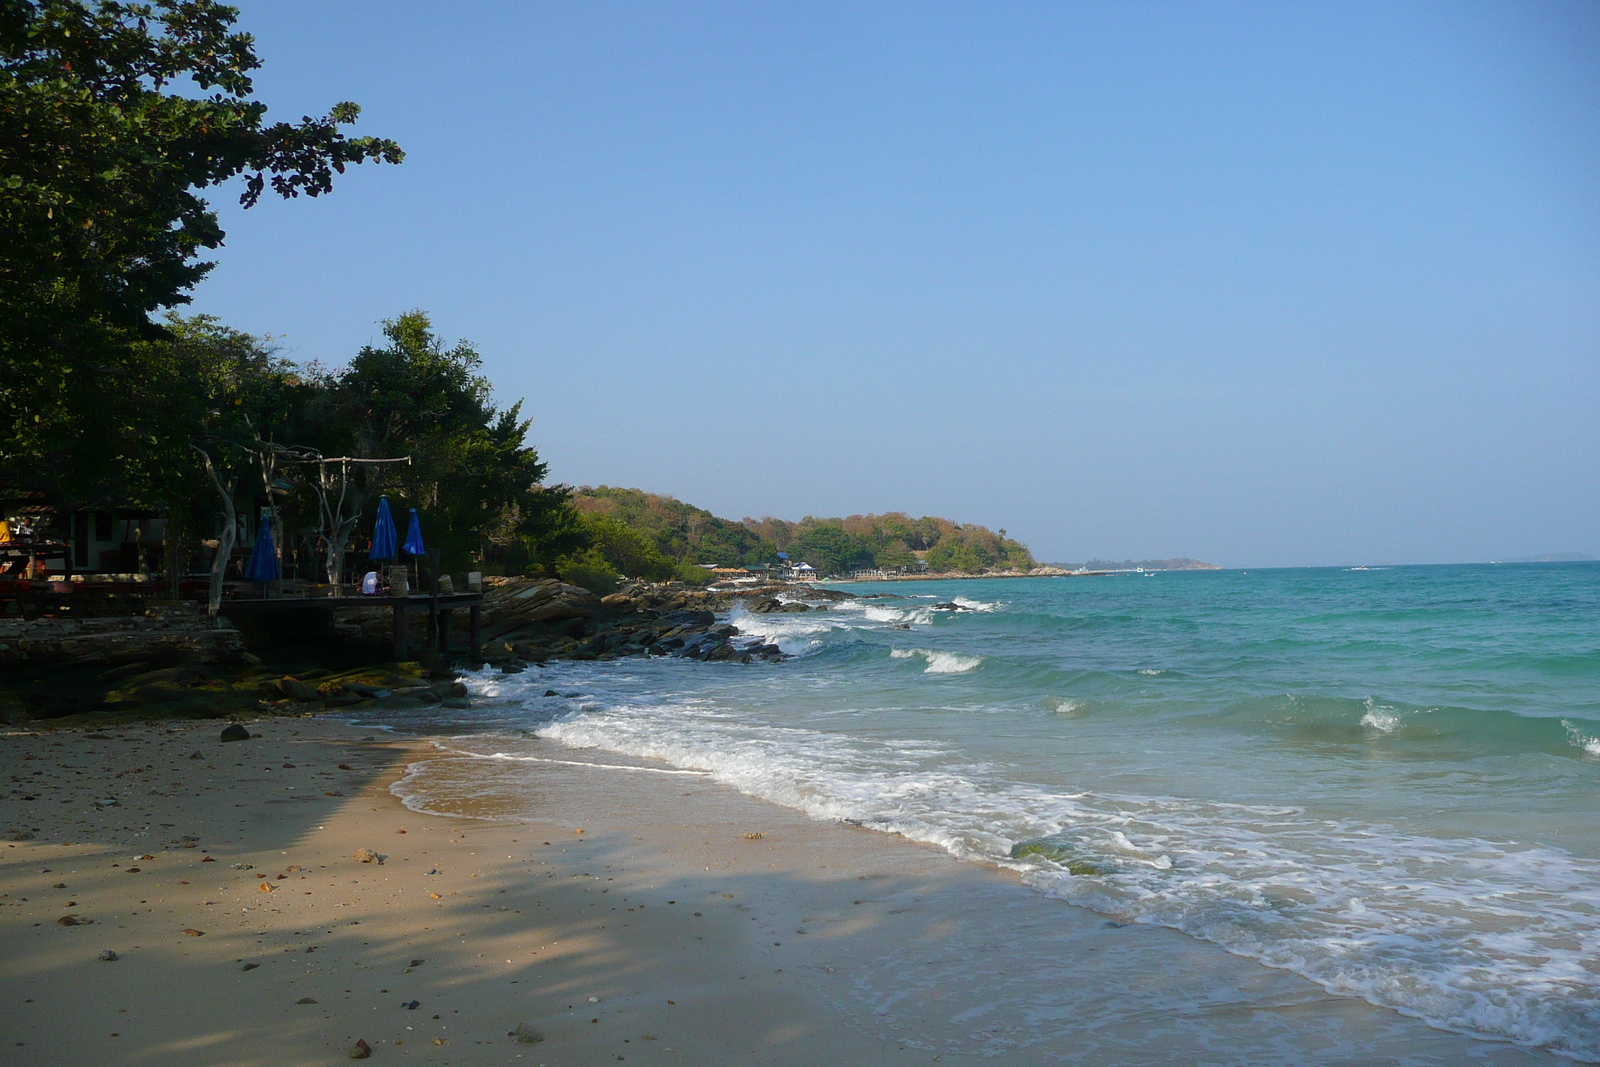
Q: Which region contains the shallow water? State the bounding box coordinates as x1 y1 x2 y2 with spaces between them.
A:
387 562 1600 1060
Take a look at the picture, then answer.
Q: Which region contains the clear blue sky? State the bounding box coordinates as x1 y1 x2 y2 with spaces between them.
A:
188 1 1598 567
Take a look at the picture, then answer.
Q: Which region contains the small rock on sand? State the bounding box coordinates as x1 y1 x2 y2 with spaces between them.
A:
349 1038 372 1059
511 1023 543 1045
296 997 318 1004
97 950 118 961
353 848 382 864
219 724 251 742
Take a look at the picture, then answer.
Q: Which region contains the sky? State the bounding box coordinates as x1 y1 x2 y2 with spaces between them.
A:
186 1 1599 568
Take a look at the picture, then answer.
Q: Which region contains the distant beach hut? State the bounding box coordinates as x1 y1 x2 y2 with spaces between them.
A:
370 496 398 563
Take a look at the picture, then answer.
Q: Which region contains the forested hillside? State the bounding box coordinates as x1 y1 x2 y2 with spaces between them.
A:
572 487 1035 577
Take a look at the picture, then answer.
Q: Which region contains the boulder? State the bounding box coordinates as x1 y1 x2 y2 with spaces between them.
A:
220 723 251 742
275 677 320 701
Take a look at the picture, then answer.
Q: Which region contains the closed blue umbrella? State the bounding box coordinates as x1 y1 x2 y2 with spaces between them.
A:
370 496 398 563
244 520 281 581
402 508 426 557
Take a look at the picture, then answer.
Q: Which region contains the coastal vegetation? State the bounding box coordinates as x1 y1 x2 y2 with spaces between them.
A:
574 487 1036 577
1 0 403 502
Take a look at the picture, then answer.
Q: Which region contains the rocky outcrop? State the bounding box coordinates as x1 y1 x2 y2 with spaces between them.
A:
0 604 246 669
472 577 857 669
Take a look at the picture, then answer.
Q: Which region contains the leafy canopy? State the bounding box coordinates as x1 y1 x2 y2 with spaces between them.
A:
0 0 401 499
319 311 575 573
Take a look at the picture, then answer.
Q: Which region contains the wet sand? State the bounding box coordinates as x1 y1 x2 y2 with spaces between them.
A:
0 717 1559 1066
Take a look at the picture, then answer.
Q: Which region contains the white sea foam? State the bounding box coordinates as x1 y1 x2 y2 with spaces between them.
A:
1042 695 1086 716
724 604 838 655
1360 697 1401 733
891 648 982 674
1563 719 1600 758
952 596 1003 613
435 662 1600 1061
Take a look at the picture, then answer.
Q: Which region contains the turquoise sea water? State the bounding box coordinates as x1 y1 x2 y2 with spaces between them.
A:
395 563 1600 1059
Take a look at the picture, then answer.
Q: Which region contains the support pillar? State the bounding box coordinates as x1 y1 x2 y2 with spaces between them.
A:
392 600 408 661
468 603 482 662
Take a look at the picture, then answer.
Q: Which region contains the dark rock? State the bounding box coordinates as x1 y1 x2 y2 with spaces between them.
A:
296 997 318 1005
275 676 320 701
511 1023 543 1044
350 1038 372 1059
663 609 715 628
96 662 153 684
219 724 251 743
97 949 118 961
932 602 964 611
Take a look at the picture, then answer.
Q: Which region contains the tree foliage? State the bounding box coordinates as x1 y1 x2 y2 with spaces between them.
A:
308 312 575 573
0 0 401 498
573 489 1035 576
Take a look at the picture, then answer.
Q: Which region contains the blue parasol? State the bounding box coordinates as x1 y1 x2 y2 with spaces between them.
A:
244 520 281 581
402 508 426 556
370 496 398 563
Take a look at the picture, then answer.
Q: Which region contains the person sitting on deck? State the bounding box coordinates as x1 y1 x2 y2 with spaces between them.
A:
360 570 381 596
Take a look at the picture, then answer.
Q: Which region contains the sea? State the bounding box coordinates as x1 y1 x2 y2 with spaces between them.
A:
385 562 1600 1060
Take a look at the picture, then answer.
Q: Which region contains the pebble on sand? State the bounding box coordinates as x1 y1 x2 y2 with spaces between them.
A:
219 724 251 743
97 950 118 961
349 1038 372 1059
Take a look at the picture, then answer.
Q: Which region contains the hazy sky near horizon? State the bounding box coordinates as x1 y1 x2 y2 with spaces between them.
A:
189 1 1598 567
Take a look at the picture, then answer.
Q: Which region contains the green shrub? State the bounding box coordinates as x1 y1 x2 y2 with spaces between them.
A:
557 552 620 594
674 561 713 585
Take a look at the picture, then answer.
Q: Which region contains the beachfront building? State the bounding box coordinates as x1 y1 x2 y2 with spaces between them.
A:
708 567 761 586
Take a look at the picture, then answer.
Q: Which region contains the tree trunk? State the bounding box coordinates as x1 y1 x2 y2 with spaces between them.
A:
193 446 237 617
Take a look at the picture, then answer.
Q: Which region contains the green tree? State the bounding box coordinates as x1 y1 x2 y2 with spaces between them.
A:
0 0 402 499
130 314 306 607
324 312 574 574
579 513 675 580
788 522 872 576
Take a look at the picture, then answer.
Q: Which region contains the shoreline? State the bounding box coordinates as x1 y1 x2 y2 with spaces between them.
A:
1 714 1563 1066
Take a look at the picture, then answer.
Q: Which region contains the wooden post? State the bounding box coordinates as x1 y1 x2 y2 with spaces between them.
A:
438 607 452 655
426 547 441 649
392 599 408 661
468 603 481 662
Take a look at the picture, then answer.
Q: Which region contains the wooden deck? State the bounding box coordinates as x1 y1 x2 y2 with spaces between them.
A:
219 592 484 660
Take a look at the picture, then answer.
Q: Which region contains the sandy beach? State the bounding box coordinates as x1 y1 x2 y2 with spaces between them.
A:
0 716 1560 1067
